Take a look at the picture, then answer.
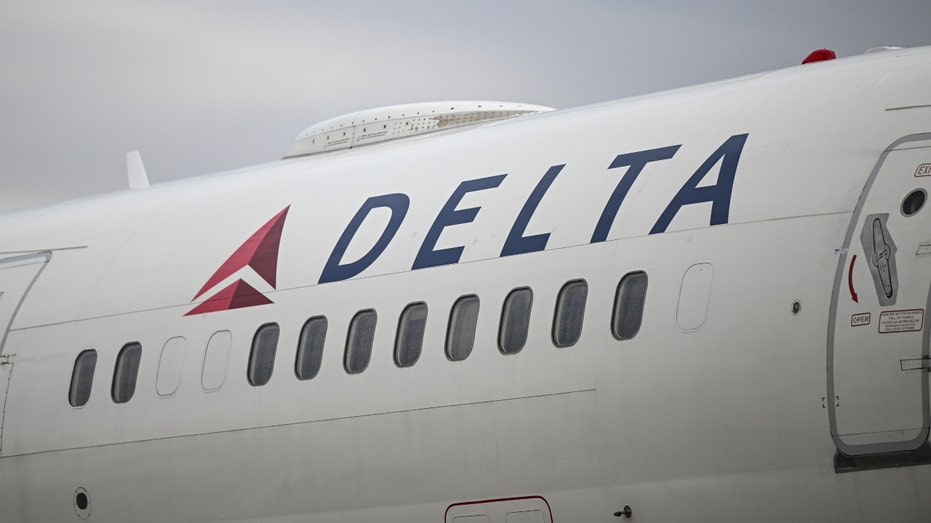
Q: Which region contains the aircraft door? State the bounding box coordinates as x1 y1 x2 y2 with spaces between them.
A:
828 135 931 459
0 252 50 451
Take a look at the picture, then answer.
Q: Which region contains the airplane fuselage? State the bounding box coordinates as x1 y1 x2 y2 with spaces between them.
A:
1 47 931 521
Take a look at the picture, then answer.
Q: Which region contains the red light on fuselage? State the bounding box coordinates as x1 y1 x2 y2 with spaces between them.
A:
802 49 837 64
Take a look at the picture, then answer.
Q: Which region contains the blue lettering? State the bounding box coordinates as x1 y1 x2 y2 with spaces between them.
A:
413 175 506 270
591 145 680 243
650 134 748 234
501 164 564 257
319 193 409 283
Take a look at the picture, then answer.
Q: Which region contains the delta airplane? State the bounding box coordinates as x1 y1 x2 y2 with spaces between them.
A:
1 46 930 522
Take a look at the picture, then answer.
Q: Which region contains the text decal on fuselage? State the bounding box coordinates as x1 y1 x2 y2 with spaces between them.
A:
187 133 747 315
318 133 748 283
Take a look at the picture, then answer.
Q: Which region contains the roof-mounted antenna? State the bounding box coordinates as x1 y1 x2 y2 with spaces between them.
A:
126 150 149 190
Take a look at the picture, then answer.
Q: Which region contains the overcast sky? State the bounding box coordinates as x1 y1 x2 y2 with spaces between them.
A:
2 1 930 212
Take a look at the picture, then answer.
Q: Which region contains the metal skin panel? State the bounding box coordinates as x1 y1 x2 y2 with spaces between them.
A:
1 48 931 521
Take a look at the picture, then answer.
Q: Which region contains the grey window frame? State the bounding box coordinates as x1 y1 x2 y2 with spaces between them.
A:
498 287 533 355
552 279 588 348
69 349 97 407
345 309 377 374
446 295 480 362
111 342 142 404
612 271 648 340
248 323 280 386
395 302 428 368
295 316 328 380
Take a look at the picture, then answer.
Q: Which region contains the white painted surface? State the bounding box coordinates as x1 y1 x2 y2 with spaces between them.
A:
126 150 149 190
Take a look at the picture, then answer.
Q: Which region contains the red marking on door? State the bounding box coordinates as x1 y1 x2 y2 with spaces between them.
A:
848 254 858 303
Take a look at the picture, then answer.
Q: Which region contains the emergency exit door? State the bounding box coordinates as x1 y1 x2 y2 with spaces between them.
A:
0 251 50 452
829 135 931 458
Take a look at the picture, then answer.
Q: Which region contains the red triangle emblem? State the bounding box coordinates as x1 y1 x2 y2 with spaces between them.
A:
186 206 289 315
185 279 274 316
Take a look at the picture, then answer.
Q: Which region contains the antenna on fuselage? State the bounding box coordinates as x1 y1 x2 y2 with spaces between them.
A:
126 150 149 190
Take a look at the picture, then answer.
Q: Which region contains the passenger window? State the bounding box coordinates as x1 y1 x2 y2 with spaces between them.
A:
296 316 327 380
446 295 479 361
156 337 186 397
499 287 533 355
248 323 279 386
613 271 648 340
112 342 142 404
345 309 376 374
553 279 588 348
202 330 232 392
395 302 428 368
68 349 97 407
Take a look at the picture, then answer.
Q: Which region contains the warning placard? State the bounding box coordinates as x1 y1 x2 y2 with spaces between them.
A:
878 309 924 333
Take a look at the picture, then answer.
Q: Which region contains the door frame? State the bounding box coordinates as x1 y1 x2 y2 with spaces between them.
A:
0 251 51 355
0 251 50 453
827 133 931 459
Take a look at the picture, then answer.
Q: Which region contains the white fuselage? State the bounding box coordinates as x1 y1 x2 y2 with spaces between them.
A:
1 47 931 521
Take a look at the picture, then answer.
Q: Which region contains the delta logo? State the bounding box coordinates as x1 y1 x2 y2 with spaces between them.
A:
185 206 290 316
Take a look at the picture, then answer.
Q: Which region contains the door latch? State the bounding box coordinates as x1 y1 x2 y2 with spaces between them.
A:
860 214 898 306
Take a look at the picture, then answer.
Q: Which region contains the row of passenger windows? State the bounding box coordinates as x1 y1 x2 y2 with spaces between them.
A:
68 271 648 407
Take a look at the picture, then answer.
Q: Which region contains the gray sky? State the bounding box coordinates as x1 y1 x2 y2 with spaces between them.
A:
2 0 930 212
